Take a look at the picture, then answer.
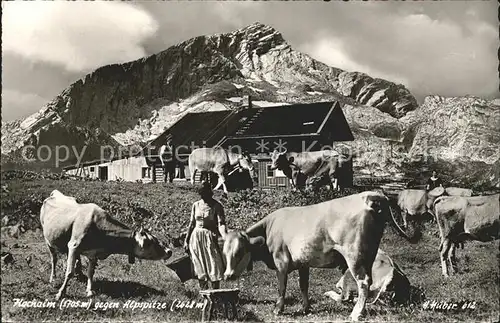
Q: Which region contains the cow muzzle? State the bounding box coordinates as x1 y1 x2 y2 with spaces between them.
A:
223 253 251 280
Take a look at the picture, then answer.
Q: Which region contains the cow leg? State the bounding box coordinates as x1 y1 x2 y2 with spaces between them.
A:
439 239 452 277
331 177 339 191
191 169 197 185
338 271 351 302
325 269 350 303
402 210 408 230
222 182 229 195
347 261 372 322
298 267 310 314
75 255 86 282
213 174 223 190
86 256 97 297
56 244 79 300
274 269 288 315
332 271 349 302
48 245 58 284
214 173 228 195
448 243 457 275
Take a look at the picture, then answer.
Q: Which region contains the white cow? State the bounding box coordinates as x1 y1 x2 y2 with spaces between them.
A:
188 147 256 194
222 191 414 321
40 190 172 300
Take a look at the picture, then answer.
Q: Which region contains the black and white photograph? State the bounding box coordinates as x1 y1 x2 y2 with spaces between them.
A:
1 0 499 322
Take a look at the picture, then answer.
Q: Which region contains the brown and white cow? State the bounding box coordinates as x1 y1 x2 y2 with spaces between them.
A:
188 147 256 194
434 193 499 277
40 190 172 300
222 191 413 321
324 249 411 305
270 149 350 191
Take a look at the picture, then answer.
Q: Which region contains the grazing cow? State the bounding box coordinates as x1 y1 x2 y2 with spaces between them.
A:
40 190 172 300
396 187 472 234
444 187 473 197
188 147 256 194
222 191 413 321
324 249 411 305
434 193 499 277
270 149 350 192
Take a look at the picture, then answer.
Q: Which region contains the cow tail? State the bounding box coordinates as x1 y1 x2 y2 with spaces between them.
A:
433 196 450 252
432 196 445 217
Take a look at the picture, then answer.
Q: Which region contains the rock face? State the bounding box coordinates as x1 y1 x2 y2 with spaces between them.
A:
407 96 499 164
337 72 417 118
2 23 498 187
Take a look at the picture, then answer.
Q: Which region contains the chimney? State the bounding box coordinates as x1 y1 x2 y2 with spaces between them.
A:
241 95 252 109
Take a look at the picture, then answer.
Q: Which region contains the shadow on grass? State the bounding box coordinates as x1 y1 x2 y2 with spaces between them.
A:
239 296 299 307
92 278 166 298
235 309 263 322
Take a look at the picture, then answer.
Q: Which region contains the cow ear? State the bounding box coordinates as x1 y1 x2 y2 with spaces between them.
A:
249 236 265 246
288 156 294 163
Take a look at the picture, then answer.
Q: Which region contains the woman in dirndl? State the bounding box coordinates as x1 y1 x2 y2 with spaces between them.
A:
183 182 227 289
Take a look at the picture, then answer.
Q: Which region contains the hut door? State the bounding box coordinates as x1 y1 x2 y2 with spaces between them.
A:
98 166 108 181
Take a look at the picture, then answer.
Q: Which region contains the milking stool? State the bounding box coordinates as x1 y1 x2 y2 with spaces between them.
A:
199 288 240 321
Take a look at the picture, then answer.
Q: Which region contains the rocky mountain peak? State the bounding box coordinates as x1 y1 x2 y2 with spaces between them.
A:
231 22 286 49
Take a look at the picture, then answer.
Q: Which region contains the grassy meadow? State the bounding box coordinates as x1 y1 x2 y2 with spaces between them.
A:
1 177 498 322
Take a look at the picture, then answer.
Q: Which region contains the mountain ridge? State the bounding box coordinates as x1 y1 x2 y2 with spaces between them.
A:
2 22 498 188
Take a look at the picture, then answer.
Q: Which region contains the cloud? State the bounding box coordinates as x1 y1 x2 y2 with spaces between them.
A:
1 89 50 121
375 12 497 99
300 8 497 101
2 1 159 72
1 1 497 123
300 37 410 86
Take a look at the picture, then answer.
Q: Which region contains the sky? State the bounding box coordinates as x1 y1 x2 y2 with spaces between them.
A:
2 0 498 121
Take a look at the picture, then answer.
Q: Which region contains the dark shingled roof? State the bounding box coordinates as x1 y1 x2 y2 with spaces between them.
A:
139 110 237 156
219 101 354 155
236 102 333 136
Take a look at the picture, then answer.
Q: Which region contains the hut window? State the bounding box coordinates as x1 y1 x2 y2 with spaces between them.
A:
90 167 95 172
266 164 274 178
142 167 151 178
274 169 286 177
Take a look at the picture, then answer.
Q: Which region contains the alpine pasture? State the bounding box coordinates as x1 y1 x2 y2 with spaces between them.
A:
1 175 498 322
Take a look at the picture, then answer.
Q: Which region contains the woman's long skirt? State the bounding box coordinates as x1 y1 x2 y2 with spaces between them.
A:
188 227 224 282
